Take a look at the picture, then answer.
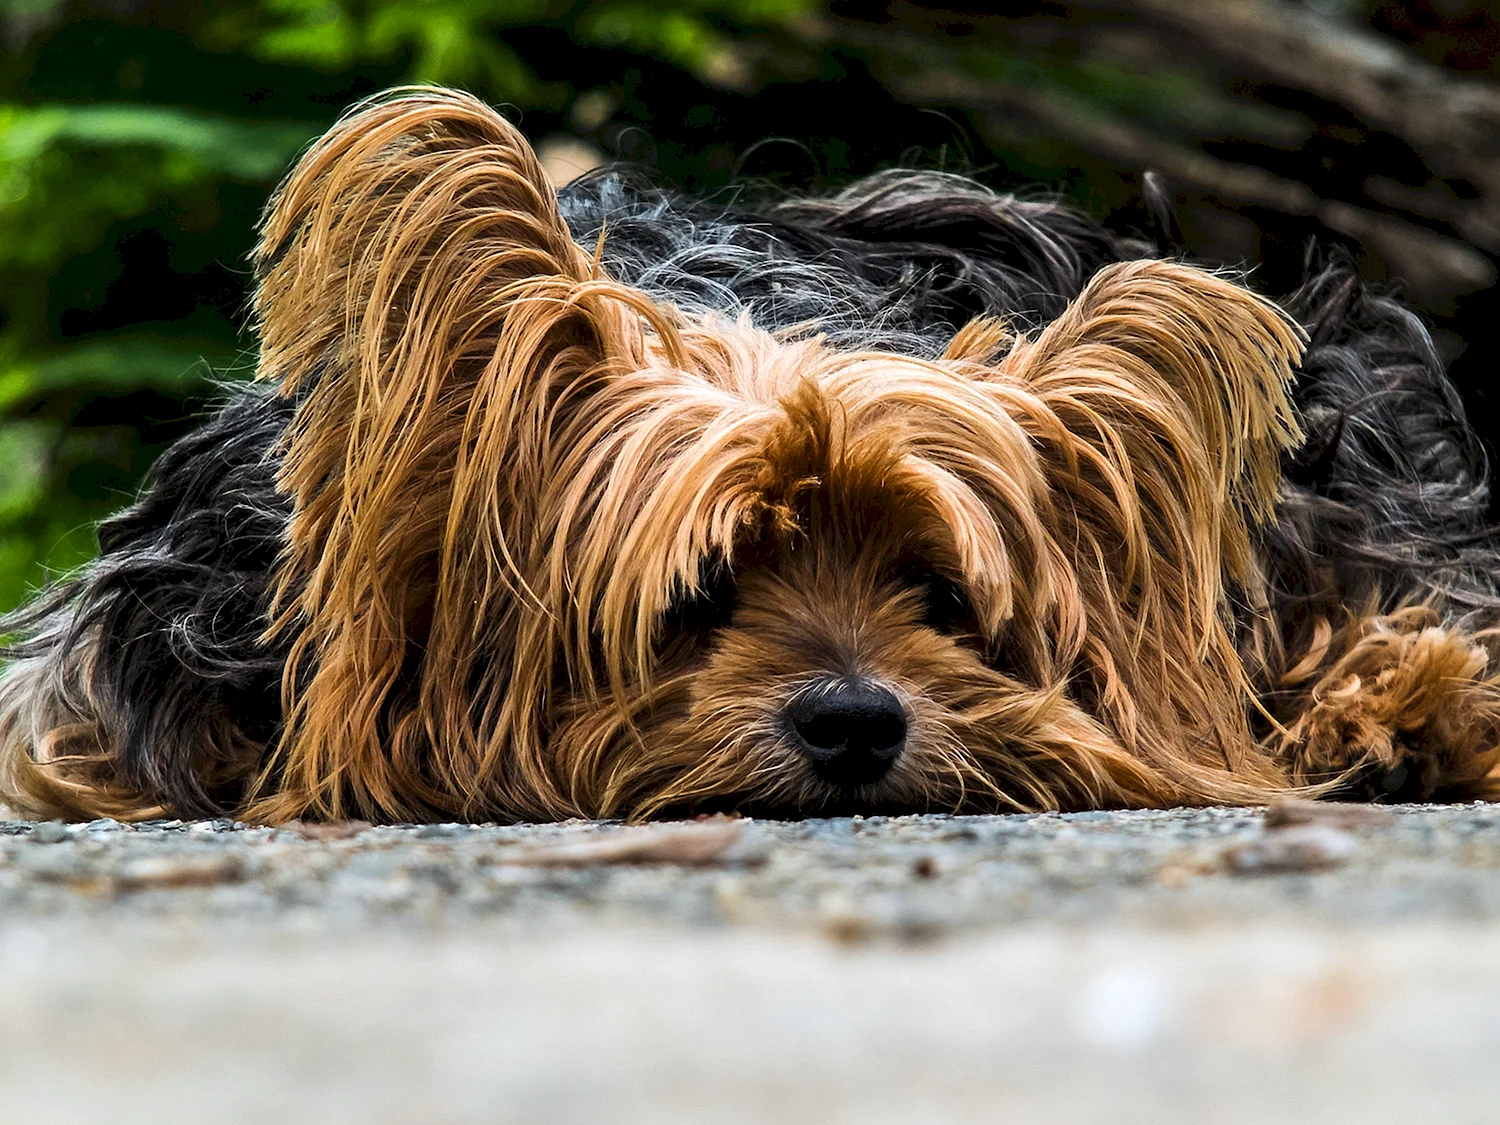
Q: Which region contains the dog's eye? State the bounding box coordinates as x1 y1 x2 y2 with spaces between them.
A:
899 563 979 635
663 561 738 635
924 576 979 634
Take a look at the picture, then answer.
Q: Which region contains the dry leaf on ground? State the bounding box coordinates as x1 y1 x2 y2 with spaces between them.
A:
282 820 374 842
493 817 765 867
1263 798 1396 830
112 855 245 892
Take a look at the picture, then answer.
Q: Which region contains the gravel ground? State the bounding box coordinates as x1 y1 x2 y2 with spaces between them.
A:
6 804 1500 1122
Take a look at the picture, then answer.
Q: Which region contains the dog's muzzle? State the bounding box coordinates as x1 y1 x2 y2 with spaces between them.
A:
785 678 907 789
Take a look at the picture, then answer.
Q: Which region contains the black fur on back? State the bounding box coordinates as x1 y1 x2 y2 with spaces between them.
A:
0 385 292 815
559 168 1144 354
2 161 1494 818
1259 263 1499 647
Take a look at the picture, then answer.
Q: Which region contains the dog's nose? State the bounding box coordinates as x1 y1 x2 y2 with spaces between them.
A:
786 680 907 789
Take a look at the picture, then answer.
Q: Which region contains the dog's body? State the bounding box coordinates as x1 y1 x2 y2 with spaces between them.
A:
3 88 1498 823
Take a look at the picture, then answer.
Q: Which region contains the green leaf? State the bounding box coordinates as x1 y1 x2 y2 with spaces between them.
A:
0 103 317 180
0 338 235 416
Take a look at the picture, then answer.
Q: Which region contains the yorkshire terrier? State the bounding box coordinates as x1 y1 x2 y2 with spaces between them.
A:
3 87 1498 823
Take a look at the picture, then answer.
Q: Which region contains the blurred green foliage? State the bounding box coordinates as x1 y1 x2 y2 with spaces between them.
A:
0 0 825 610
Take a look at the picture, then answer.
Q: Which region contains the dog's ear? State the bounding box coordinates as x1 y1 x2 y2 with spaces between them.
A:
248 88 666 821
1001 259 1303 587
995 260 1304 798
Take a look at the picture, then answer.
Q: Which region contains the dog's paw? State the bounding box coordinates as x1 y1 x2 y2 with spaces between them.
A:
1279 617 1500 801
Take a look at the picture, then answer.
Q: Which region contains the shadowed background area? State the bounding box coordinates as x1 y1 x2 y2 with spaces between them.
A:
1 0 1497 610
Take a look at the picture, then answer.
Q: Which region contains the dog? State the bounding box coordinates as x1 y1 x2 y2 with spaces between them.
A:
2 86 1498 824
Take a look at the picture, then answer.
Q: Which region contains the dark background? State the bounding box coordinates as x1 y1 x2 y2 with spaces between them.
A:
2 0 1497 609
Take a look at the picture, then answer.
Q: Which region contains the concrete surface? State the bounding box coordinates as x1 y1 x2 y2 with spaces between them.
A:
5 805 1500 1122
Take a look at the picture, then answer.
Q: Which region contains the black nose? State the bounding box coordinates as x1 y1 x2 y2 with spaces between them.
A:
786 679 907 789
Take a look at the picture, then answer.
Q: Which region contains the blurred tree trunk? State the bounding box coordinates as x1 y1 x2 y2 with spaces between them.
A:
741 0 1500 433
784 0 1500 306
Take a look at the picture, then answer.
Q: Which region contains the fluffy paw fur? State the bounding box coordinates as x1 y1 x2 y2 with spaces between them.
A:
1279 607 1500 800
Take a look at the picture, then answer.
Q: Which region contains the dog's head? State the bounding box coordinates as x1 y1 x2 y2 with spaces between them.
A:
250 89 1303 822
535 330 1089 818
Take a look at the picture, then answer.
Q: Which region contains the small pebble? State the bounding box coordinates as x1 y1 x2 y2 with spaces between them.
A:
30 821 69 844
416 824 467 840
822 910 874 946
1224 824 1358 874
